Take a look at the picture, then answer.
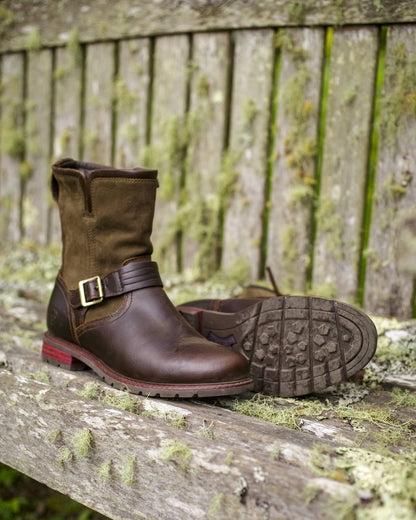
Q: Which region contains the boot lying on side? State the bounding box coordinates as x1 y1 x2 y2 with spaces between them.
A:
177 294 377 397
42 158 252 398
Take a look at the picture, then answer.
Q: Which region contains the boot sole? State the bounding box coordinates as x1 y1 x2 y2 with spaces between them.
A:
41 332 253 398
177 296 377 397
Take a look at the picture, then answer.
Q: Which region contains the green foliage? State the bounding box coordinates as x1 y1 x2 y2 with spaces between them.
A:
0 463 106 519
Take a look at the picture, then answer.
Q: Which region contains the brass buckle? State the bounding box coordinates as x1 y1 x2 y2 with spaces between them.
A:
78 276 103 307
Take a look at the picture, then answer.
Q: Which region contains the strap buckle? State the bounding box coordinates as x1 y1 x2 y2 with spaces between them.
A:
78 276 103 307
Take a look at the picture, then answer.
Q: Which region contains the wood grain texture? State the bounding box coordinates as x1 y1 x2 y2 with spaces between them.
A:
183 32 230 275
364 25 416 318
115 39 150 168
148 35 190 272
0 346 360 520
51 46 83 241
24 49 53 245
0 53 25 243
83 43 115 164
312 27 378 303
267 28 324 293
222 29 275 279
1 0 416 52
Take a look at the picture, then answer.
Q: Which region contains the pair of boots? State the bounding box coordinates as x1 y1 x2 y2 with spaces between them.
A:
43 159 377 398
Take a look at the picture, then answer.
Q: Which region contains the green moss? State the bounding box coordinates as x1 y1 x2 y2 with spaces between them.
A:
45 429 61 444
196 73 210 98
2 129 25 159
231 394 302 430
242 98 258 128
159 439 191 473
335 447 416 519
196 420 215 440
26 27 42 52
71 429 92 459
113 76 138 110
224 451 234 466
56 446 73 468
101 391 143 414
77 381 102 400
289 184 315 207
207 493 225 519
28 368 51 384
303 481 322 505
0 6 14 34
54 66 67 81
67 27 81 67
380 41 416 148
168 413 188 430
98 461 112 484
18 161 32 181
390 388 416 408
121 456 135 485
316 198 343 257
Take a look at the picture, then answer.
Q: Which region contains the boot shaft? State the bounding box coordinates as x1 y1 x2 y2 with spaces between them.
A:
52 158 158 288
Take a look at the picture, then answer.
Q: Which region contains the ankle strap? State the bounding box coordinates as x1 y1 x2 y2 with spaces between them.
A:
70 261 163 308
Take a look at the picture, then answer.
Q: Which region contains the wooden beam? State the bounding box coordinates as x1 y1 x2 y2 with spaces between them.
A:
1 1 416 52
0 347 359 520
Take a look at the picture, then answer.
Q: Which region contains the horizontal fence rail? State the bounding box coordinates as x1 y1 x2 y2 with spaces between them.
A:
0 1 415 318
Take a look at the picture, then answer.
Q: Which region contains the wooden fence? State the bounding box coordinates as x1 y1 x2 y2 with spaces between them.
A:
0 0 416 318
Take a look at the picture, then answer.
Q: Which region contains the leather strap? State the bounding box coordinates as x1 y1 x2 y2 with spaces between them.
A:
70 261 163 308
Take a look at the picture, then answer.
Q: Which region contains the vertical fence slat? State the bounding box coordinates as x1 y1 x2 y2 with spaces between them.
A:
222 29 275 279
183 33 230 276
115 39 150 168
0 53 25 243
51 45 83 241
312 27 378 302
267 28 324 293
24 49 53 245
364 25 416 318
148 35 190 272
83 43 115 164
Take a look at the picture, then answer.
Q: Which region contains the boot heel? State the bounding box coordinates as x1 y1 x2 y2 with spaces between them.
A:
42 337 88 371
177 306 203 333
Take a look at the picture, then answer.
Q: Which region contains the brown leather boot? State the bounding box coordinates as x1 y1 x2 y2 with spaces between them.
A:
177 296 377 397
42 158 252 398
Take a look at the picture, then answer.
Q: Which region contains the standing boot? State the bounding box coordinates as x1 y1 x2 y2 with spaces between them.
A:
42 158 252 398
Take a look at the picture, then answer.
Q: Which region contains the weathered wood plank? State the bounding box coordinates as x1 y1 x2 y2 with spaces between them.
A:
312 27 378 303
183 32 230 276
147 35 190 272
364 25 416 318
24 49 53 245
50 45 83 241
0 359 360 520
115 39 150 168
0 53 25 243
1 0 416 52
222 29 275 279
267 28 325 293
83 43 115 164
